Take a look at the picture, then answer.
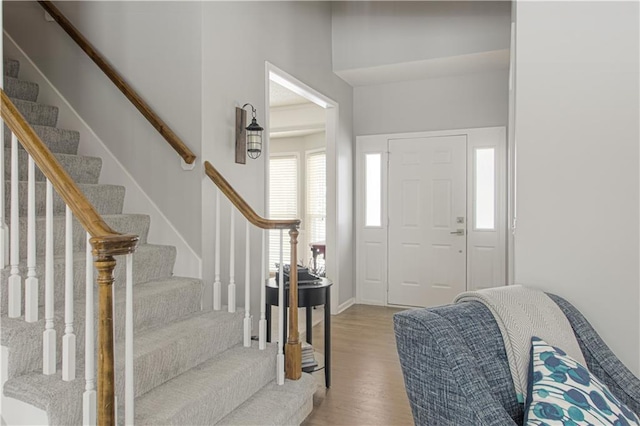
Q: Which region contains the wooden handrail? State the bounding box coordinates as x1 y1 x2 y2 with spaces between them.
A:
204 161 301 230
205 160 302 380
1 91 138 250
37 0 196 165
2 90 137 426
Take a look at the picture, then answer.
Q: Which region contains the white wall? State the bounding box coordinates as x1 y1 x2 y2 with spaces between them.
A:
514 1 639 375
201 2 354 312
354 70 509 136
331 1 511 72
4 1 203 253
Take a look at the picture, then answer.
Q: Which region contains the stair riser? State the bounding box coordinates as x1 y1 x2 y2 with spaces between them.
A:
2 279 202 381
4 125 80 156
10 98 58 127
4 76 39 102
0 245 177 316
11 214 150 260
4 59 19 78
4 181 125 217
4 148 102 184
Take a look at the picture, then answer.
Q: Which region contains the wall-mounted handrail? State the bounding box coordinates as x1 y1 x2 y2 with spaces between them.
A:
37 0 196 166
204 161 300 230
1 89 138 425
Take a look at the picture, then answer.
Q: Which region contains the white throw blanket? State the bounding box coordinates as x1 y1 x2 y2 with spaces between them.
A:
454 285 586 403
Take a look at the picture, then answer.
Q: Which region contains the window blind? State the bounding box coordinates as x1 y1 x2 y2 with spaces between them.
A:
306 151 326 267
269 155 298 271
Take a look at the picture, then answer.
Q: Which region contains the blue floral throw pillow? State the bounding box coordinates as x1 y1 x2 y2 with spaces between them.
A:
525 337 639 426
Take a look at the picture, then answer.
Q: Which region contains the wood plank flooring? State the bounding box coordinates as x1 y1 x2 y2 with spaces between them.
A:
301 304 414 426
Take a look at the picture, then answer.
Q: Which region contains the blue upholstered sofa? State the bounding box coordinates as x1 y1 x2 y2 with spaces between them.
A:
393 294 640 425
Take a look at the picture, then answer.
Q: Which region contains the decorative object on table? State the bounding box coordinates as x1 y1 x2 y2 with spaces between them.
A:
301 342 318 373
524 337 639 426
235 103 263 164
274 264 321 285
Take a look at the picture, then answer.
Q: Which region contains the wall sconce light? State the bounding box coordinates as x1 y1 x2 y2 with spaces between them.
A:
235 103 263 164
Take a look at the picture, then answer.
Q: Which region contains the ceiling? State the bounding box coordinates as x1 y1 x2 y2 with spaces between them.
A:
269 81 313 107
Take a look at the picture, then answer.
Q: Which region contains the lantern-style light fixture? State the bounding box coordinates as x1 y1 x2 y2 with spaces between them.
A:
235 103 263 164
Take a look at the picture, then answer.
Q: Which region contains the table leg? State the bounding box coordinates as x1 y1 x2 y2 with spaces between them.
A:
266 304 271 343
325 286 331 388
306 307 312 345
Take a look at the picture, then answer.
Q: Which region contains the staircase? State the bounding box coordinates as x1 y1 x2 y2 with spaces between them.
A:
1 58 316 425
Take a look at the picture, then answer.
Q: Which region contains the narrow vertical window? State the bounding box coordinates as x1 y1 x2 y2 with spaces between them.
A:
475 148 495 230
365 153 382 227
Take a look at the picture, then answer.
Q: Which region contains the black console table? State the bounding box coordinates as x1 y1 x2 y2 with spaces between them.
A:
265 277 332 388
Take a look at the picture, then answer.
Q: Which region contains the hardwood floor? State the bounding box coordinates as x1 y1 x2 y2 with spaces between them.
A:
301 304 414 426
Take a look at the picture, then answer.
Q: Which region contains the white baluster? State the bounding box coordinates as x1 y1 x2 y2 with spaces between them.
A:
228 207 236 313
125 253 134 425
25 155 38 322
43 180 56 374
83 233 96 426
258 229 266 350
213 190 221 311
277 230 285 385
8 133 21 318
244 221 251 347
0 121 7 268
62 206 76 381
0 41 7 269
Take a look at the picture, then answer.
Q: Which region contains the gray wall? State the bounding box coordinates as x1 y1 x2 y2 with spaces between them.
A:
332 1 511 71
514 1 639 375
201 2 355 310
354 70 509 136
4 1 203 253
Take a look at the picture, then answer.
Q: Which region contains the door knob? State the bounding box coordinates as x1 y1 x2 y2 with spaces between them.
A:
450 229 465 236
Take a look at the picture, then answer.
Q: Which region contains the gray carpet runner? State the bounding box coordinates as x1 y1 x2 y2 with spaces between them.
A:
1 57 316 425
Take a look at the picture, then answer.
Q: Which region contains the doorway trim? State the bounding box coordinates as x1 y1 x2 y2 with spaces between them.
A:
355 126 508 307
264 62 340 315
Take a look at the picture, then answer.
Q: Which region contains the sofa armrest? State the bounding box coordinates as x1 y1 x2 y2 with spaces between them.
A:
394 309 518 426
548 293 640 415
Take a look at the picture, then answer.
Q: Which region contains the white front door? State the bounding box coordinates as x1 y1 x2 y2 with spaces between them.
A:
355 127 507 308
388 136 467 307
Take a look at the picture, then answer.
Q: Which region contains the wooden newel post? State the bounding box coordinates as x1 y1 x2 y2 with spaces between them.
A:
285 227 302 380
95 255 117 426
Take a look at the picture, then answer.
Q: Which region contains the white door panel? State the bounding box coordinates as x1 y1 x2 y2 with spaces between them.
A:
388 136 467 307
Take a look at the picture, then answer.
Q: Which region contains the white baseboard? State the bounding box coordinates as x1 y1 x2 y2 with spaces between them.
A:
337 297 355 314
3 32 202 278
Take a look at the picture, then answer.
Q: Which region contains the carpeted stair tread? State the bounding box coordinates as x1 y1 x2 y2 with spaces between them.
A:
217 374 317 425
4 124 80 155
4 181 125 217
135 342 277 426
10 213 150 259
5 148 102 184
114 309 245 399
2 276 202 381
4 58 19 78
9 98 58 127
112 276 204 338
0 243 177 317
3 76 39 102
2 361 85 426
